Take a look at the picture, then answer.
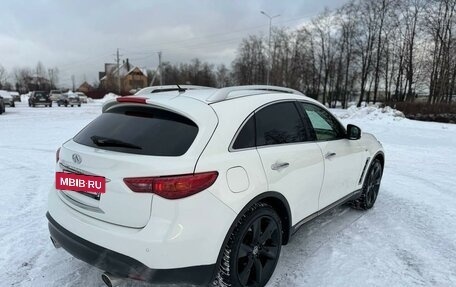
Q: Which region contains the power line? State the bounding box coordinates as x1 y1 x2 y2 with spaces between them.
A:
114 48 123 94
46 11 318 88
119 12 315 54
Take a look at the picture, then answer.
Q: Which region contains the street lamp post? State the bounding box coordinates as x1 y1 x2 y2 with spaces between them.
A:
261 11 280 86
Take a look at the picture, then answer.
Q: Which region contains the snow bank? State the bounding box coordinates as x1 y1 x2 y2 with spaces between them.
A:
93 93 120 104
333 105 405 121
1 102 456 287
20 93 30 102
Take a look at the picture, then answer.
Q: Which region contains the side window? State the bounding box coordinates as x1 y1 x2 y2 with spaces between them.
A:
300 103 345 141
255 102 308 146
232 115 256 149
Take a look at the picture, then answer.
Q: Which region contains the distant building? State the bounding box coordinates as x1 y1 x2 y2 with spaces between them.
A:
77 81 94 94
123 67 148 93
99 59 148 94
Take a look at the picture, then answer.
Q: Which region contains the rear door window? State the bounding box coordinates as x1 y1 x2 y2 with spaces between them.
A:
73 106 198 156
255 102 308 146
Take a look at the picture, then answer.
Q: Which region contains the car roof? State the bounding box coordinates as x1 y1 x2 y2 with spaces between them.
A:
135 85 213 95
102 85 321 118
129 85 316 105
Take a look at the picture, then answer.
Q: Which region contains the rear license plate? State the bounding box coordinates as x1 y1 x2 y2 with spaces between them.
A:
39 99 45 101
56 172 106 193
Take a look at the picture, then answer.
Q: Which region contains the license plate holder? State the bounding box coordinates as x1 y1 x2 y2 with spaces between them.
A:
56 172 106 194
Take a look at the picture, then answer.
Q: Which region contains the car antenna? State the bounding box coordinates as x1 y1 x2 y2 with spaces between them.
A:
176 84 185 93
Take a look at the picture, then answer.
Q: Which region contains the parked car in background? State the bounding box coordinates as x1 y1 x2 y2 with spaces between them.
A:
0 96 5 114
76 92 88 103
57 93 81 107
68 94 82 107
56 94 68 107
49 90 63 102
10 91 21 102
0 90 15 107
29 91 52 107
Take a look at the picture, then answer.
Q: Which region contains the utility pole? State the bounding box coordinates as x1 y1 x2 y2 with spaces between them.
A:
48 68 54 89
116 48 121 94
158 51 163 85
260 11 280 86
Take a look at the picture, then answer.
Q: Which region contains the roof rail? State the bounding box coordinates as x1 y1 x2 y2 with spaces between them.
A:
206 85 304 103
135 85 214 95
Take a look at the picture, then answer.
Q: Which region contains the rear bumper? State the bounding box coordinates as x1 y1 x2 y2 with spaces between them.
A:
47 212 215 285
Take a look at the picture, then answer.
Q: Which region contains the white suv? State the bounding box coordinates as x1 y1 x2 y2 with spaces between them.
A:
47 85 384 287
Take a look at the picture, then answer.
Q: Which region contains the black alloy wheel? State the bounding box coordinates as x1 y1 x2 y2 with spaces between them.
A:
352 159 383 210
365 160 382 207
216 203 282 287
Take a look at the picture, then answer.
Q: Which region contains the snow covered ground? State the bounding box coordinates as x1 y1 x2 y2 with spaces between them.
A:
0 101 455 287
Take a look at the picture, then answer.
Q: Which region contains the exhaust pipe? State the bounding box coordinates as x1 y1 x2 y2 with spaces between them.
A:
101 272 123 287
50 237 61 249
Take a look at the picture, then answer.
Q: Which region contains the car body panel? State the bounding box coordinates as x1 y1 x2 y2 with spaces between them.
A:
48 182 236 269
56 96 219 228
10 91 21 102
48 86 385 284
0 97 5 114
0 90 14 106
316 139 367 209
256 143 324 224
49 90 62 102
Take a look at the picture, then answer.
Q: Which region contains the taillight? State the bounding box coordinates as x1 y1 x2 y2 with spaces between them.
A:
116 97 146 104
56 147 61 163
124 171 218 199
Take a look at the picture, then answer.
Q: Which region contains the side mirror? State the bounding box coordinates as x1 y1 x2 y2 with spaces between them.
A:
347 124 361 140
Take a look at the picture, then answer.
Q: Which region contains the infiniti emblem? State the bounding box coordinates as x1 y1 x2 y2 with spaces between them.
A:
72 153 82 164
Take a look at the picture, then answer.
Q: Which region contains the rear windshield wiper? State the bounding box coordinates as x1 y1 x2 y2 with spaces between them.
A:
90 136 142 150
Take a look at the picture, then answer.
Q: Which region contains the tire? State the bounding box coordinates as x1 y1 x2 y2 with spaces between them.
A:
352 159 383 210
58 104 60 107
64 104 67 107
78 104 81 107
215 203 282 287
32 104 35 107
11 103 15 108
70 105 73 107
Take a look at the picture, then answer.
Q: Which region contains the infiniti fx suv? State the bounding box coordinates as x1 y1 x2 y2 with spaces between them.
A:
47 85 384 287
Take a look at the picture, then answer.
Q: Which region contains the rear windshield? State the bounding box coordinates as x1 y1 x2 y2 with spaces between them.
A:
73 105 198 156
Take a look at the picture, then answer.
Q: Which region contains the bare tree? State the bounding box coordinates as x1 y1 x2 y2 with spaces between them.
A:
232 35 267 85
48 67 60 89
36 61 46 78
0 65 8 89
216 64 230 88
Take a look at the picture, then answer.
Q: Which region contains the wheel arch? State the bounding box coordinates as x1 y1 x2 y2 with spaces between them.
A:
373 151 385 169
361 151 385 187
212 191 292 283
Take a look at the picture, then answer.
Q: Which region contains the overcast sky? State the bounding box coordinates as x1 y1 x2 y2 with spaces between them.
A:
0 0 348 87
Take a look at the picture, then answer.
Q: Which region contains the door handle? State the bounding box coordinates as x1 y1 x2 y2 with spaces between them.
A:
271 162 290 171
325 152 337 159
